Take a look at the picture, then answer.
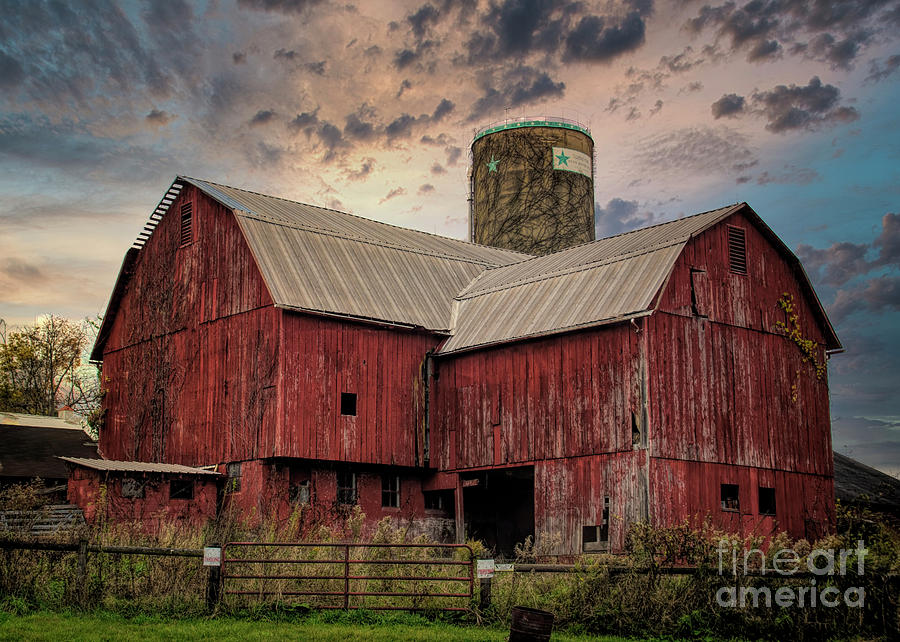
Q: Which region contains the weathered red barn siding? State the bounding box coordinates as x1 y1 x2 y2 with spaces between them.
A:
67 468 218 531
100 185 278 465
535 452 648 555
224 459 453 538
646 214 835 538
431 323 643 471
650 459 834 541
278 313 438 467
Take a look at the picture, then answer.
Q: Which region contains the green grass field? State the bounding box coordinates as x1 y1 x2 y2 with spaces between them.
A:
0 611 630 641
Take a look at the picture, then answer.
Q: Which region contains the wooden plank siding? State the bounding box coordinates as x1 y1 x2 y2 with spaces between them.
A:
431 322 643 471
277 312 438 467
646 212 836 539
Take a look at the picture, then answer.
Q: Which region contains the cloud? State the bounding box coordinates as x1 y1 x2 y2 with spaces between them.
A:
633 126 756 176
717 77 859 133
830 275 900 323
747 39 781 61
445 146 462 166
344 157 375 181
430 163 446 175
867 54 900 82
237 0 322 14
232 51 247 64
379 186 406 204
832 416 900 477
0 51 24 90
755 165 820 185
595 198 658 238
563 12 646 62
797 241 871 286
417 183 435 195
249 109 277 126
431 98 455 121
469 66 564 119
145 109 176 126
711 93 745 118
407 3 440 40
289 110 320 134
344 108 378 142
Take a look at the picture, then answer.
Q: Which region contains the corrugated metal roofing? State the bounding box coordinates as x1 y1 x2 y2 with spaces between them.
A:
438 205 742 353
182 177 528 330
58 457 220 475
1 412 88 431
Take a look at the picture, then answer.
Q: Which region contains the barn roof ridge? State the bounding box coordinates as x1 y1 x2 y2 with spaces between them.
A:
181 176 531 265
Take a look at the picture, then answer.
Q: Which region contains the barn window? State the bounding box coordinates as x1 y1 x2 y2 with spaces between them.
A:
582 496 610 552
121 477 145 499
226 462 242 493
759 487 776 516
290 480 311 505
179 202 193 246
340 392 357 416
170 479 194 500
424 490 448 511
721 484 740 512
690 268 709 316
727 226 747 274
337 471 357 505
382 474 400 508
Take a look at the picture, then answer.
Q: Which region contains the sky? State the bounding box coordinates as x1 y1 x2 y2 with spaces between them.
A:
1 0 899 476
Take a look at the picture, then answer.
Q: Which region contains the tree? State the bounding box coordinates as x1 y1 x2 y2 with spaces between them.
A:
0 315 102 427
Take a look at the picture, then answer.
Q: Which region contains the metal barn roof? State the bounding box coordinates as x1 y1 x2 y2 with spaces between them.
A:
1 413 99 480
184 177 528 331
59 457 220 476
438 205 741 353
94 177 839 360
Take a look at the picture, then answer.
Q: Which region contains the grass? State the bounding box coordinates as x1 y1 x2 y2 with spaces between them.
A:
0 610 631 642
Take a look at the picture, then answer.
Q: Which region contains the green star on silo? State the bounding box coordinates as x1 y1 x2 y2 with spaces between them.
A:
555 150 570 166
486 156 499 172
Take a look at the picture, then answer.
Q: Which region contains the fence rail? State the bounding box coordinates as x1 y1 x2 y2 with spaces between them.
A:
221 541 474 612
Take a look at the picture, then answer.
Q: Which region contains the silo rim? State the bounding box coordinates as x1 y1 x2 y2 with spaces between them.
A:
473 117 592 143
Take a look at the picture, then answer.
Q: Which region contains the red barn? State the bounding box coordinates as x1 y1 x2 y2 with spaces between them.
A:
87 176 840 556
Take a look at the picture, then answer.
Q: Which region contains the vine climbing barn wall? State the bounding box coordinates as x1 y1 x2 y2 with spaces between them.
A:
99 184 279 466
646 212 836 541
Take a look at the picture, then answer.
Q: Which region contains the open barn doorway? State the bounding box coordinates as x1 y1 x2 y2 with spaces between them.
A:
463 466 534 559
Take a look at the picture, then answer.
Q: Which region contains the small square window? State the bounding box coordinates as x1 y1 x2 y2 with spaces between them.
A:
337 471 357 505
721 484 740 512
170 479 194 500
226 462 242 494
340 392 357 416
424 491 446 511
290 480 311 505
382 475 400 508
759 487 776 516
121 477 145 498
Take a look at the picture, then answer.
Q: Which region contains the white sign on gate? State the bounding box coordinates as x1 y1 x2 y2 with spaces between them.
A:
477 558 495 578
203 546 222 566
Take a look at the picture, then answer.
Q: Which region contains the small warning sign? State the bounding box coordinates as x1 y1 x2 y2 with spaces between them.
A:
203 547 222 566
477 558 495 578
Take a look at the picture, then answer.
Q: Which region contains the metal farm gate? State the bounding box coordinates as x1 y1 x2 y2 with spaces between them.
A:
221 542 474 611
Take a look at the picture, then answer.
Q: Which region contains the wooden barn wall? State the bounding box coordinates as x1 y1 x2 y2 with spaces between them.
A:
647 213 834 477
534 452 648 555
431 323 643 472
655 210 828 345
100 185 278 465
650 458 836 541
277 313 439 467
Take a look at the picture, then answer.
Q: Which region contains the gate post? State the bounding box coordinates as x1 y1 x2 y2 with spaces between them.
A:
343 544 351 610
206 543 222 612
77 538 88 606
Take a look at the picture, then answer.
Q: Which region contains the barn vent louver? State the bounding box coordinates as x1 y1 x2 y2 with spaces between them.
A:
179 202 193 246
727 226 747 274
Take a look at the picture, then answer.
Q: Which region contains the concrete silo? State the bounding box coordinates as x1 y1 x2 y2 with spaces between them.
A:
469 117 595 255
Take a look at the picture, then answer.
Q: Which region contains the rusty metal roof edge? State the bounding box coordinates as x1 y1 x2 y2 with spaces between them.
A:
180 175 530 264
436 310 654 356
58 457 222 475
275 303 451 334
457 241 688 300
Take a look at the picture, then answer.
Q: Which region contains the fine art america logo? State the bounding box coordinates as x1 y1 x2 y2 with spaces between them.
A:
716 540 867 608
